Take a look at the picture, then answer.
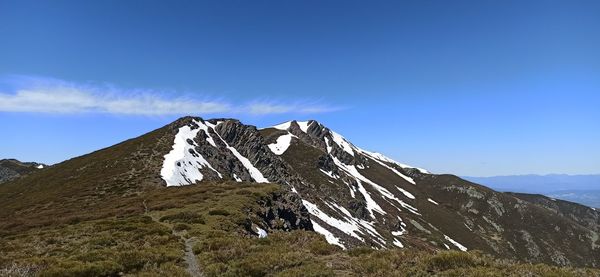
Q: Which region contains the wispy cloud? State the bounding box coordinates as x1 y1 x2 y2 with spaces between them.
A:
246 102 341 115
0 75 340 116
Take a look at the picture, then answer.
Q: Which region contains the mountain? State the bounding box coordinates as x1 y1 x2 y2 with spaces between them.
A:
1 116 599 276
0 158 45 183
464 175 600 208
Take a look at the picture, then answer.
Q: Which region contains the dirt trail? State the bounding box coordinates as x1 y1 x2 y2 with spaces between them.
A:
143 200 203 277
182 236 202 277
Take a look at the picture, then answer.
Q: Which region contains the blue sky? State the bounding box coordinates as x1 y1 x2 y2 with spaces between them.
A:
0 0 599 176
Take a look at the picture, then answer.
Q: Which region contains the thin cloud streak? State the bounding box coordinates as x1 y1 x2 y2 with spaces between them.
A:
0 88 230 115
0 76 340 116
246 102 341 115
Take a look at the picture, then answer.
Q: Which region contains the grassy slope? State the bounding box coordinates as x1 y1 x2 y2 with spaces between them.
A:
2 182 599 277
0 124 175 232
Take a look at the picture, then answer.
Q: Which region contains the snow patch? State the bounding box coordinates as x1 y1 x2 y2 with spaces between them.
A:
324 137 333 153
161 122 222 186
391 221 407 237
319 169 339 179
355 180 386 217
393 238 404 248
463 223 473 231
233 174 242 182
331 155 420 216
358 148 430 174
257 227 267 238
272 121 292 130
302 200 365 241
342 179 356 198
36 164 44 169
302 199 387 246
268 133 295 155
208 124 270 183
228 146 269 183
427 198 439 205
297 121 312 133
330 131 355 156
195 121 218 147
444 235 468 251
392 230 406 236
325 201 387 245
311 220 345 249
359 150 416 185
396 187 416 199
271 120 312 133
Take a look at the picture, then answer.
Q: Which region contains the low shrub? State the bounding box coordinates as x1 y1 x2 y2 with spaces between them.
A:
426 251 482 271
208 209 231 216
347 247 375 257
160 211 205 224
173 223 191 232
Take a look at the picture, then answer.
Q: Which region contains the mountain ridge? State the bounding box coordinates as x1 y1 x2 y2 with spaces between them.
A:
1 116 599 271
0 158 46 184
156 116 600 266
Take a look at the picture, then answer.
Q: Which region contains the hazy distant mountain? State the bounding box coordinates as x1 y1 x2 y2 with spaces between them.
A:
463 174 600 193
463 175 600 208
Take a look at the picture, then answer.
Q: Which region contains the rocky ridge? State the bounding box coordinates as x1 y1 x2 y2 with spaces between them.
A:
158 117 600 267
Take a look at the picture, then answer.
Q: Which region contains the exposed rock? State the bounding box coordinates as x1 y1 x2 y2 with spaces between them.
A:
254 189 313 232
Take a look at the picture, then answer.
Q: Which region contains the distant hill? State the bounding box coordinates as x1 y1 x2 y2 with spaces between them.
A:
463 175 600 208
0 159 46 183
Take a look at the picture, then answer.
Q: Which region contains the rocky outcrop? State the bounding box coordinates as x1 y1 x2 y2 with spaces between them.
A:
254 189 313 232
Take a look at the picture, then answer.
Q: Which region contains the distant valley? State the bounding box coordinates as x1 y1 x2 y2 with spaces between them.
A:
463 175 600 208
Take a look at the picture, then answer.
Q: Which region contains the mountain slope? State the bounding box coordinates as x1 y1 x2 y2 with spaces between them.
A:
153 117 600 267
1 116 599 271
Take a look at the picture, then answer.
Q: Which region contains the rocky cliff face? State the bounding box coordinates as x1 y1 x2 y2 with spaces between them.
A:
157 117 600 267
253 188 313 233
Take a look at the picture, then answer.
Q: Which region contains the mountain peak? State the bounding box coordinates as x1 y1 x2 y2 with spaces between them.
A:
2 117 600 268
151 117 600 266
271 119 322 133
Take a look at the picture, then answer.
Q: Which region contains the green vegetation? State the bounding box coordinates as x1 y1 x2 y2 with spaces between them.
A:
0 215 186 276
2 182 600 276
160 212 206 224
0 182 279 276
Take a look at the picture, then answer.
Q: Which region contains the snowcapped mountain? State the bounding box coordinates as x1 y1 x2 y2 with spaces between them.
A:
157 117 599 266
1 116 598 269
